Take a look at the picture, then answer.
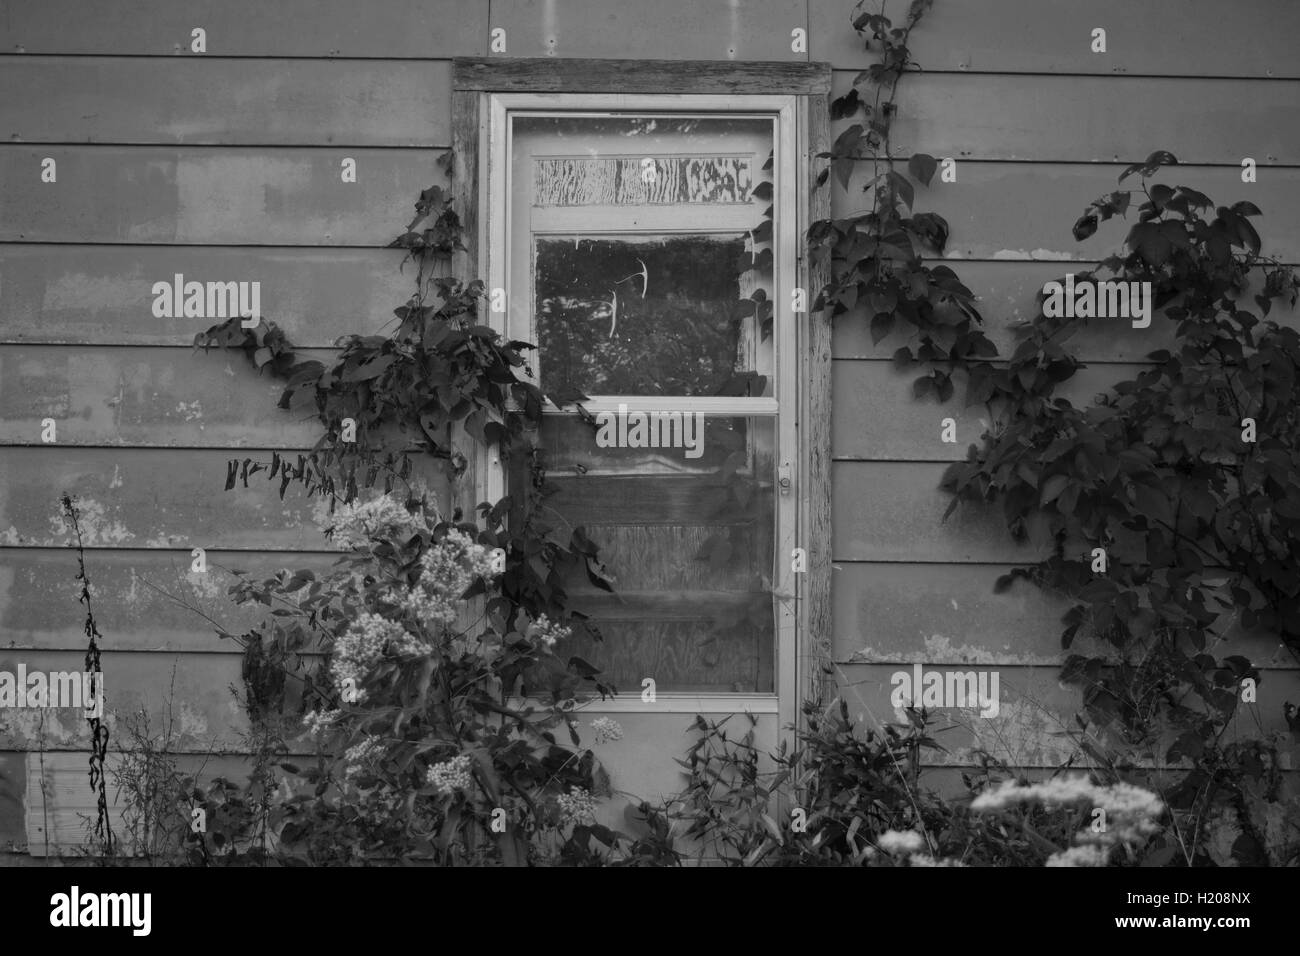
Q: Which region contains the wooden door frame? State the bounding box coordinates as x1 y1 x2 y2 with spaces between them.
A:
451 56 832 749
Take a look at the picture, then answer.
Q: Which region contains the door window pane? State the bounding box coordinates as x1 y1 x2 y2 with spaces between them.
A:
508 111 781 695
534 234 751 397
516 415 777 694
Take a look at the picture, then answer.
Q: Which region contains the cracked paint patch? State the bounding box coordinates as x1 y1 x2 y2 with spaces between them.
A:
0 707 80 746
46 498 134 547
986 248 1080 261
0 706 117 747
177 700 209 738
849 629 1123 667
183 569 224 602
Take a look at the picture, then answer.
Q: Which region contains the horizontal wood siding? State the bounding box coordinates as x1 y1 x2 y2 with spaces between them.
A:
838 72 1300 164
0 246 408 346
2 0 1298 851
486 0 809 61
832 163 1300 262
2 58 452 146
0 0 489 57
808 0 1300 77
6 254 1295 356
0 146 447 244
0 346 329 447
0 548 340 652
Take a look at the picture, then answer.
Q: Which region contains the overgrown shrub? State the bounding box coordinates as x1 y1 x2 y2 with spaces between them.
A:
217 491 624 865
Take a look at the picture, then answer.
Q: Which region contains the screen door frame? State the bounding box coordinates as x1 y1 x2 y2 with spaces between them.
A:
453 58 833 751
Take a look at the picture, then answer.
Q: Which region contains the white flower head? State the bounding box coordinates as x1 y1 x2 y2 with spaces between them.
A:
591 717 624 745
877 829 926 856
526 613 572 649
426 753 475 796
972 775 1164 856
329 611 427 695
342 735 385 780
390 529 499 628
301 708 341 739
556 786 597 827
321 494 423 550
1046 844 1110 867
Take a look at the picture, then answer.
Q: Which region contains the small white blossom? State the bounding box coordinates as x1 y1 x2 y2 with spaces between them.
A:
1046 844 1110 867
330 612 428 695
877 829 926 856
591 717 624 745
342 735 385 780
556 786 597 827
526 613 572 649
382 529 499 628
323 495 421 550
426 753 474 796
301 708 340 739
908 854 965 867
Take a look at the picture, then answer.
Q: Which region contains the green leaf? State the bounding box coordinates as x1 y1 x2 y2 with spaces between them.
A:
1040 474 1070 506
1072 213 1099 242
1131 222 1173 266
870 311 893 345
908 152 938 187
830 89 861 120
888 170 915 209
834 157 856 191
341 353 398 383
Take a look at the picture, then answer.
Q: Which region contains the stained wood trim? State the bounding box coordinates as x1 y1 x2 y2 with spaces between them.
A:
451 88 485 520
802 93 834 709
454 57 832 95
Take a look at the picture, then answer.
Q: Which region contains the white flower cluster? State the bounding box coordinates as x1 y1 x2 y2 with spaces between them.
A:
342 735 385 780
426 753 474 796
384 529 499 628
1045 845 1110 867
972 776 1163 832
301 707 341 739
590 717 624 745
556 786 597 827
330 611 427 696
972 775 1165 865
907 854 965 867
324 495 421 550
869 828 964 866
877 829 926 856
526 613 572 649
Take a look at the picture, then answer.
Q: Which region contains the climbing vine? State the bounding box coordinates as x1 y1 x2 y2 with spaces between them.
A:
60 494 114 857
166 0 1300 865
197 169 614 655
810 0 1300 865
